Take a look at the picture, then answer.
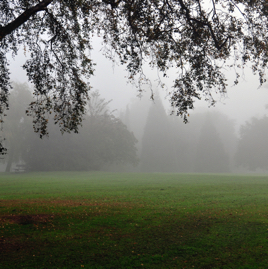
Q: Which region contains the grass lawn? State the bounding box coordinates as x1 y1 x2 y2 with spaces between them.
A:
0 172 268 268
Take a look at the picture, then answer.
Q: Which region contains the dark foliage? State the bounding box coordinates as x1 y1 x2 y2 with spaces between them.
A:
1 1 268 148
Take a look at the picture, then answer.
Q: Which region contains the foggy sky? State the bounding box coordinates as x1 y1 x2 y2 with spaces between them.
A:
7 37 268 132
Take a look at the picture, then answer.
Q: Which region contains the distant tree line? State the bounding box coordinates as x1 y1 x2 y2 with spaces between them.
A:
4 82 268 173
136 98 233 173
121 95 268 173
3 83 138 172
235 116 268 172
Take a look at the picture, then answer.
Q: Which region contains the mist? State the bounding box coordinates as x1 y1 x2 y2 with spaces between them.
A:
4 39 268 174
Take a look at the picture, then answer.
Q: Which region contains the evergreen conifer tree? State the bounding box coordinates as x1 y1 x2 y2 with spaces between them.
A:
194 115 230 173
141 98 176 172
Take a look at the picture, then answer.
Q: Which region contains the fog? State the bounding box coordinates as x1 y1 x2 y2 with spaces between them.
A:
4 39 268 173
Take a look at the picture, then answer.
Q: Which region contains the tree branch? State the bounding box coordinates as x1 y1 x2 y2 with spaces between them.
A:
178 0 228 50
0 0 53 41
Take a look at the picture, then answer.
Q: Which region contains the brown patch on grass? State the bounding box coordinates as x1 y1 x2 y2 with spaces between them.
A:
0 214 54 225
0 235 34 254
0 199 142 209
0 199 143 225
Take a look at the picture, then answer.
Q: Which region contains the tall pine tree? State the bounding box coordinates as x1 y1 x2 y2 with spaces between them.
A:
141 98 176 172
194 114 230 173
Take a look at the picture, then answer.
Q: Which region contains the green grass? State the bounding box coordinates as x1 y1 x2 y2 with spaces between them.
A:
0 172 268 268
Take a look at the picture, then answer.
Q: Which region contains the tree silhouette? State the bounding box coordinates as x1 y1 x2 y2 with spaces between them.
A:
1 0 268 148
141 98 176 172
4 83 32 172
235 116 268 171
194 114 230 173
13 90 138 171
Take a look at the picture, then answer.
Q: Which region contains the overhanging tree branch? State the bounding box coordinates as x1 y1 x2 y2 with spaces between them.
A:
1 0 268 147
0 0 53 41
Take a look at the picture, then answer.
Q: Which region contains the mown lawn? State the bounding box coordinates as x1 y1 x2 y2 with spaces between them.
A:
0 172 268 268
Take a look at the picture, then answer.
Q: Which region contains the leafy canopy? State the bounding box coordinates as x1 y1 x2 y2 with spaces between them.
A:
1 0 268 138
22 90 138 172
